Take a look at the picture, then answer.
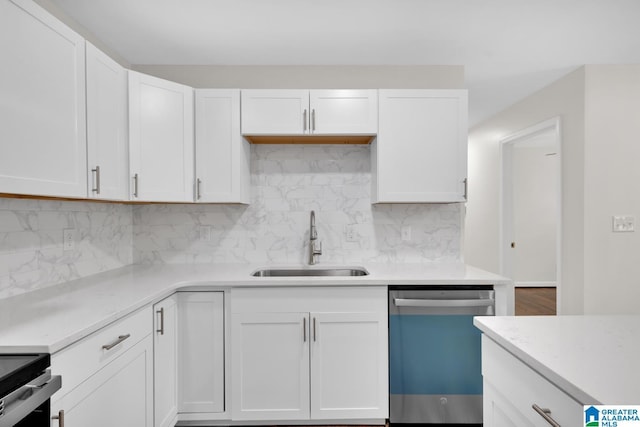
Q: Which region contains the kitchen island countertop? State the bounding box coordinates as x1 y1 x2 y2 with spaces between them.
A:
0 262 510 353
474 314 640 406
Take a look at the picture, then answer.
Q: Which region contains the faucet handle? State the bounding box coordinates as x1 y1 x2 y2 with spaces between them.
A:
314 240 322 255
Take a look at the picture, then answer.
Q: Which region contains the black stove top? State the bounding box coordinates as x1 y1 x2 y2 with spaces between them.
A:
0 354 50 398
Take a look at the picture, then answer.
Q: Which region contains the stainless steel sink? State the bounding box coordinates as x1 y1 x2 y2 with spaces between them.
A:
251 267 369 277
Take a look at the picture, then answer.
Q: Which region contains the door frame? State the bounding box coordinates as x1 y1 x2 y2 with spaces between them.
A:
499 117 562 306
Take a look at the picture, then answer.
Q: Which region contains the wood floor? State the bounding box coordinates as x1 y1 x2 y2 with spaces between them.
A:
515 287 557 315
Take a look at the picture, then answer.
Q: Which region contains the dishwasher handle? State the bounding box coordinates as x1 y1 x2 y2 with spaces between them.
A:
393 297 494 308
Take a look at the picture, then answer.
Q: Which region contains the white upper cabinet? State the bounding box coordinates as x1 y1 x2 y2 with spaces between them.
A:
129 71 194 202
372 89 468 203
309 90 378 135
195 89 250 203
85 42 128 200
241 89 377 136
241 90 308 135
0 0 87 198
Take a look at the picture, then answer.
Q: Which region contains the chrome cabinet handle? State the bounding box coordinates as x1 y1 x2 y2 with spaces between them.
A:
311 109 316 132
303 317 306 342
52 409 65 427
313 317 317 342
196 178 202 200
91 166 101 195
303 109 308 132
532 404 561 427
133 173 139 198
156 308 165 335
102 334 131 351
463 178 468 200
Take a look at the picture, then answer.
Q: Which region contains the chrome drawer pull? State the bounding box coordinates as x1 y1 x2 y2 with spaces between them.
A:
91 165 101 194
102 334 131 351
52 409 65 427
156 307 165 335
532 404 561 427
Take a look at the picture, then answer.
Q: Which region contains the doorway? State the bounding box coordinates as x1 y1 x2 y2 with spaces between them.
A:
500 118 561 314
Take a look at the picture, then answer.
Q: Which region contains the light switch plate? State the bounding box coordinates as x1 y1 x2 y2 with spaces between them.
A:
612 215 635 232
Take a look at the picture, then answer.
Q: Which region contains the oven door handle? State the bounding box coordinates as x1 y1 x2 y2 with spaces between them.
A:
393 298 494 308
0 373 61 427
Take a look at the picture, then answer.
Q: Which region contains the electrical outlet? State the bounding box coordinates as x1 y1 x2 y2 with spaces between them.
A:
63 228 75 251
345 225 358 242
199 225 211 241
401 226 412 242
612 215 635 232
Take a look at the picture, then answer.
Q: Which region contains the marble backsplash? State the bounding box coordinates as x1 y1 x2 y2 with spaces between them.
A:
133 145 462 265
0 145 462 299
0 198 133 300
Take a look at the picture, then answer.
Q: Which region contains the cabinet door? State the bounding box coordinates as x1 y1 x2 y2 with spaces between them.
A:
86 42 128 200
310 312 388 419
178 292 225 414
0 0 87 198
309 90 377 135
51 336 153 427
129 71 194 202
241 90 309 135
482 336 583 427
373 89 468 203
231 312 310 420
153 295 178 427
195 89 250 203
483 382 535 427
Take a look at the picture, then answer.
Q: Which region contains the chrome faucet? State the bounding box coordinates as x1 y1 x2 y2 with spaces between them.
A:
309 210 322 265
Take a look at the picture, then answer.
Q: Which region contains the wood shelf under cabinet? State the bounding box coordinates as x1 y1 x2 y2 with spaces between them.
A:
244 135 375 145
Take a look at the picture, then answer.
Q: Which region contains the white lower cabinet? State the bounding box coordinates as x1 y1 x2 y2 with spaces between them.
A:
231 312 311 420
482 335 583 426
310 312 388 420
231 287 388 422
51 307 153 427
177 292 225 417
153 295 178 427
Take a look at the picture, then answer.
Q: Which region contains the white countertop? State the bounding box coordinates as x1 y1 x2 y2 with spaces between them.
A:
474 315 640 405
0 262 509 354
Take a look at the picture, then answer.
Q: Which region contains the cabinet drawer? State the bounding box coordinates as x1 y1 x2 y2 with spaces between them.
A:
482 335 582 426
52 306 152 400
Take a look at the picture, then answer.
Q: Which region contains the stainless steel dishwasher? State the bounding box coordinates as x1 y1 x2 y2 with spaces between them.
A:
389 285 495 425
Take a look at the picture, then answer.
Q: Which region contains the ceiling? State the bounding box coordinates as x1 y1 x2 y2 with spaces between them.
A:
48 0 640 126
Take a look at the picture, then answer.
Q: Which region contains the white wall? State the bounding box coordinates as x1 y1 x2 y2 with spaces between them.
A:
465 67 586 314
131 65 464 90
467 64 640 315
583 65 640 314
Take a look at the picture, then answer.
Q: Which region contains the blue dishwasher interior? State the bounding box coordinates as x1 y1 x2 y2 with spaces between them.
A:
389 314 483 395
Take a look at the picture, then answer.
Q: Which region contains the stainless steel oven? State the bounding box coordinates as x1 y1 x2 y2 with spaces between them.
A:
389 285 494 425
0 354 61 427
